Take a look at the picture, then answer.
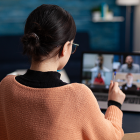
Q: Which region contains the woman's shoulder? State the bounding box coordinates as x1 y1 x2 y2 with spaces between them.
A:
0 75 15 84
0 75 15 92
67 83 93 97
67 83 99 110
68 83 91 91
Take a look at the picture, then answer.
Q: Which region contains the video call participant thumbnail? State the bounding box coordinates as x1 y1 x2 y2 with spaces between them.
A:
91 55 110 72
90 55 110 80
93 73 105 85
119 56 140 73
122 73 137 91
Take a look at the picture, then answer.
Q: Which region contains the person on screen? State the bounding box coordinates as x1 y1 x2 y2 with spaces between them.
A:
122 73 137 91
91 55 110 81
91 55 110 72
119 56 140 73
93 73 105 85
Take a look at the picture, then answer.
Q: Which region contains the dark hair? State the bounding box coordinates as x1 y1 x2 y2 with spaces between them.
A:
21 4 76 61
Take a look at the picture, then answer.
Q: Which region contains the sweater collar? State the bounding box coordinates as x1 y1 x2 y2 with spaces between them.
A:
23 69 61 82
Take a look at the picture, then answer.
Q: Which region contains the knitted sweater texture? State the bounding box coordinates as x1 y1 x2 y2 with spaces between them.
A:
0 75 124 140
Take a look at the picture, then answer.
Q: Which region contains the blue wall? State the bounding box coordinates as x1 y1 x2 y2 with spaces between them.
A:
0 0 126 52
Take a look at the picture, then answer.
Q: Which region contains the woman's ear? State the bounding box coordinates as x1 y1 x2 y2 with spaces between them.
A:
60 41 71 57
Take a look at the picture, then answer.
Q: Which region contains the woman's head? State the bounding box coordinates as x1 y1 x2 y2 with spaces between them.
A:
21 4 76 63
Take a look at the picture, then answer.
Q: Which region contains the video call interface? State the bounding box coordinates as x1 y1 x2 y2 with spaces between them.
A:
82 53 140 94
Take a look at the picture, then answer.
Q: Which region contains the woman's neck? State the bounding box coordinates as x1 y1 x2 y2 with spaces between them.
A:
30 59 58 72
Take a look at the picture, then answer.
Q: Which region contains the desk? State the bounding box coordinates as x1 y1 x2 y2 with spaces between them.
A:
102 110 140 133
122 132 140 140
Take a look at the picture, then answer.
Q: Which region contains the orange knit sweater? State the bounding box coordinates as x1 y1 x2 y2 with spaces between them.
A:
0 75 124 140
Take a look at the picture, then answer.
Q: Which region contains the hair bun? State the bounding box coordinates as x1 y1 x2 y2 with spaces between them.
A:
21 33 40 56
22 4 76 61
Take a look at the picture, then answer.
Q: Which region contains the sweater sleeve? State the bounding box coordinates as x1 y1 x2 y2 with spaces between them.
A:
0 82 8 140
77 84 124 140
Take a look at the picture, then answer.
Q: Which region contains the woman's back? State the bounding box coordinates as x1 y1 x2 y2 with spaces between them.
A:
0 74 124 140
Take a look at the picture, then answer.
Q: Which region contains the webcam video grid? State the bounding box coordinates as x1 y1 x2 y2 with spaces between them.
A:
82 53 140 94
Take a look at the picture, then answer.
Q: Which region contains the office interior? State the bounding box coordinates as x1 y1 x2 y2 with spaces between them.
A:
0 0 140 134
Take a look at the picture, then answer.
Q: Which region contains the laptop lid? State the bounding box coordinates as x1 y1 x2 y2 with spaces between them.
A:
81 52 140 96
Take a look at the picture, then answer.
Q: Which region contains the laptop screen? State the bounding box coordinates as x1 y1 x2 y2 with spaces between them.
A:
81 52 140 95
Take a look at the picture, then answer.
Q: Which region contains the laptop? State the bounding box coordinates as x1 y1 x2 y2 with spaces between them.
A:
81 52 140 112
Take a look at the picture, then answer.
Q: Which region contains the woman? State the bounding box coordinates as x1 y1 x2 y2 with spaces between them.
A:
0 4 125 140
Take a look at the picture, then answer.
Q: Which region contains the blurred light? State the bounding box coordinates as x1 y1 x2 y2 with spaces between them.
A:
116 0 140 6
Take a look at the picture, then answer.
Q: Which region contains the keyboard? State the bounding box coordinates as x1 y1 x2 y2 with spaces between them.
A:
124 97 140 104
94 95 140 104
94 95 108 101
